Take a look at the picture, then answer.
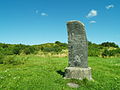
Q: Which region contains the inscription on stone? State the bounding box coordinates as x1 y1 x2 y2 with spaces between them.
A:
67 21 88 68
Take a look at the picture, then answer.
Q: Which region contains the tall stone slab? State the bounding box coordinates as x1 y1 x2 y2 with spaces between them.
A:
65 20 92 80
67 21 88 68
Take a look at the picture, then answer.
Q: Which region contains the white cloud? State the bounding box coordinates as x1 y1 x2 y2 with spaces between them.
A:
34 9 48 16
41 12 48 16
89 21 96 24
106 4 114 10
86 9 97 18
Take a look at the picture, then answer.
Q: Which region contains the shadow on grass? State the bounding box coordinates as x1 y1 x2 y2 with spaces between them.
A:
56 70 65 77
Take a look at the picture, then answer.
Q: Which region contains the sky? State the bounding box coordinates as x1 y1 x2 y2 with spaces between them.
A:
0 0 120 45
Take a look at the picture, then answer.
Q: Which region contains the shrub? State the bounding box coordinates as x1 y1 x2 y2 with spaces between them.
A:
55 41 61 45
0 43 8 48
88 43 101 57
102 49 120 58
55 41 68 49
3 48 14 55
11 44 28 55
101 42 119 48
102 49 110 58
42 45 62 53
3 56 28 65
22 47 35 55
0 54 4 64
53 45 62 52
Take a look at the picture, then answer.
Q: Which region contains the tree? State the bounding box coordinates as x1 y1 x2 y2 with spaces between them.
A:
102 49 109 58
23 47 35 55
55 41 61 45
55 41 68 49
101 42 119 48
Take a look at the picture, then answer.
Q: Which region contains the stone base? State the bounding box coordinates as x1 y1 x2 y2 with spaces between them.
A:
65 67 92 80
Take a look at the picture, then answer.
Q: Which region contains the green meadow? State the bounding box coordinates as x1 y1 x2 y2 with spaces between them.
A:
0 56 120 90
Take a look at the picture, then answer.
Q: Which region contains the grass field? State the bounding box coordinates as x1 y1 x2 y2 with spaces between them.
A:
0 56 120 90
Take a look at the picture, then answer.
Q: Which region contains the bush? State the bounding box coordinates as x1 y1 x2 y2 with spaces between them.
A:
88 42 101 57
3 48 14 55
55 41 68 49
53 45 62 52
22 47 35 55
3 56 28 65
102 48 120 58
102 49 110 58
0 43 8 48
0 54 4 64
42 45 62 53
101 42 119 48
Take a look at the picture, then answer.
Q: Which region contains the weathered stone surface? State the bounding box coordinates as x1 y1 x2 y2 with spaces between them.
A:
67 20 88 68
65 20 92 80
67 82 79 88
65 67 92 80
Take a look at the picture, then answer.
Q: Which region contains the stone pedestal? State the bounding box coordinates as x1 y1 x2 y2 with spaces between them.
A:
65 67 92 80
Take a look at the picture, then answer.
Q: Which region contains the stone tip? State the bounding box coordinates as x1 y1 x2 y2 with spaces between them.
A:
67 20 84 26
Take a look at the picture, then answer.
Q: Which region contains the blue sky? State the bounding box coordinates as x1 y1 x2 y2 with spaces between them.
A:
0 0 120 45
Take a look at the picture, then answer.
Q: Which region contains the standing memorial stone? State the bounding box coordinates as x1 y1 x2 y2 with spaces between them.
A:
65 20 92 80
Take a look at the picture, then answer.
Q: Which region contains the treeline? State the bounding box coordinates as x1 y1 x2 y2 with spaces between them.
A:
33 41 67 53
88 41 120 57
0 43 35 55
0 41 120 58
